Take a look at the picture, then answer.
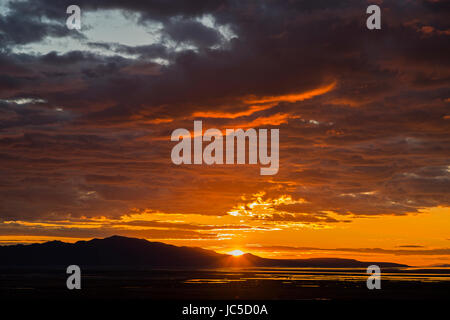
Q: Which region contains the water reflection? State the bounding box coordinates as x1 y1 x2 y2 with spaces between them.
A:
182 267 450 284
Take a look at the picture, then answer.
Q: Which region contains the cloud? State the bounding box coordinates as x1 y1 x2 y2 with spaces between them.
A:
247 245 450 256
397 245 425 248
0 213 263 242
0 222 218 240
0 0 448 235
163 18 224 48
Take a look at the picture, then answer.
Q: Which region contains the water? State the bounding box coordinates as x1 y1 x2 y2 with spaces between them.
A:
1 267 450 300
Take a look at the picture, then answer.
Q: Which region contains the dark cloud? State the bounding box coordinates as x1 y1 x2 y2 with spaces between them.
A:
397 245 425 248
6 0 228 22
0 222 218 240
88 42 170 59
163 18 224 48
0 1 84 47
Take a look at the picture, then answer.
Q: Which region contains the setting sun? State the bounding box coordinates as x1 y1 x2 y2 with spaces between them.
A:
228 250 245 257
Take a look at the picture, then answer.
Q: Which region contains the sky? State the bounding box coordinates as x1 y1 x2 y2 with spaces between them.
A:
0 0 449 266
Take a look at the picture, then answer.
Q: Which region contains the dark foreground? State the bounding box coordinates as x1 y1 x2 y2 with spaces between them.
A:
2 267 449 318
1 267 449 300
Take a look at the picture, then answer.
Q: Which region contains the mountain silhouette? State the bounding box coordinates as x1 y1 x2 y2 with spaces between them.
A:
0 235 407 268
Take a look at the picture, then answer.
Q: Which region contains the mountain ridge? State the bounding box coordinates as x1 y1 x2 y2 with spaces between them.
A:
0 235 408 268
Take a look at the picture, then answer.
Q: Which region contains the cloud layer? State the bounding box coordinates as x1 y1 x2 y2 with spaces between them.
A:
0 0 449 250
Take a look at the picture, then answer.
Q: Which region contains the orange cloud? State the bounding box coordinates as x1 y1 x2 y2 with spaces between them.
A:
238 113 299 128
192 103 276 119
243 81 336 104
192 82 336 120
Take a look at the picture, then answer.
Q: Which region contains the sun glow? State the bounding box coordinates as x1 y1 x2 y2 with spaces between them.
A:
228 249 245 257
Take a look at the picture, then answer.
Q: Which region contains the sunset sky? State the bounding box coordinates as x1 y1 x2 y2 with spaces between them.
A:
0 0 449 266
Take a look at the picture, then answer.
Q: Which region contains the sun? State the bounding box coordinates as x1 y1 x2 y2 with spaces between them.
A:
228 249 245 257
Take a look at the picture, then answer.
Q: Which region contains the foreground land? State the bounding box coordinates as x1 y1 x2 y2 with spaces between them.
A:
1 267 449 300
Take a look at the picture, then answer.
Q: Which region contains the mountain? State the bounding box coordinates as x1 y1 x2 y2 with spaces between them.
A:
0 235 407 268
